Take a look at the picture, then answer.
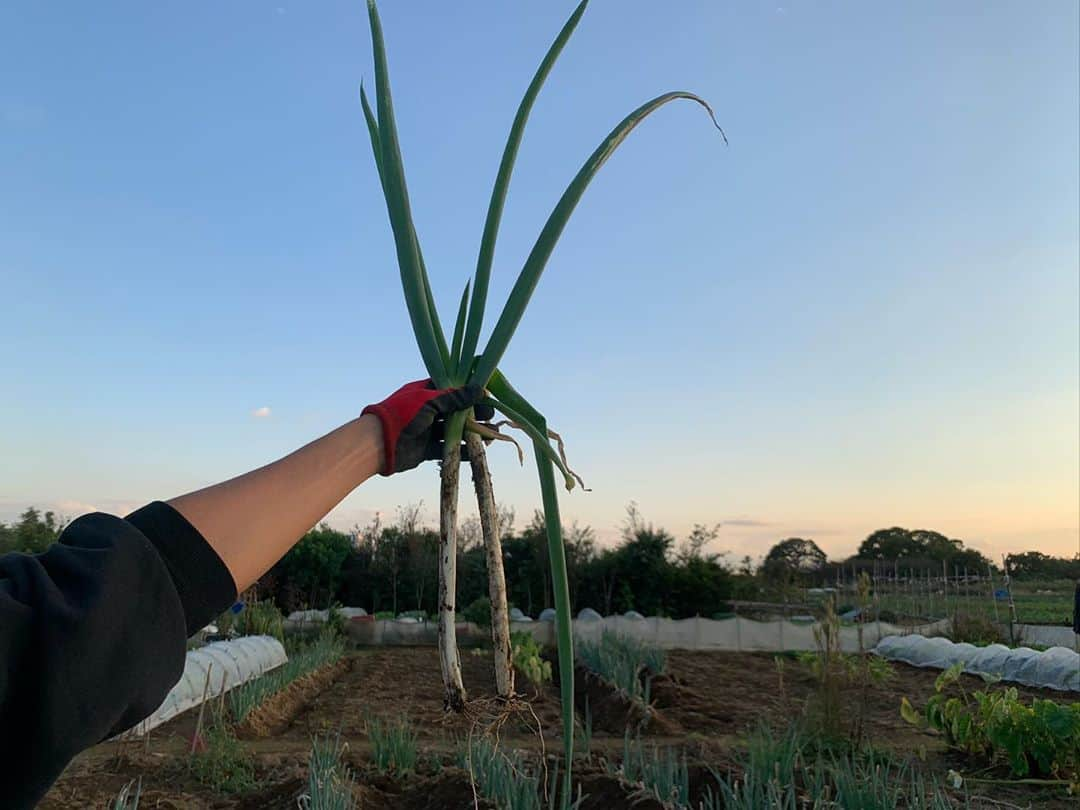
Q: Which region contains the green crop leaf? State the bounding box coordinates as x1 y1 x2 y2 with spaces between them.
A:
534 438 575 800
417 250 452 373
366 0 449 386
461 0 590 366
934 663 964 693
900 697 923 728
470 90 724 386
360 83 452 376
360 83 385 182
450 280 471 379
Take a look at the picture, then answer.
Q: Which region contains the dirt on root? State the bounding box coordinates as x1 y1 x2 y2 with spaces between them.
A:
235 656 352 739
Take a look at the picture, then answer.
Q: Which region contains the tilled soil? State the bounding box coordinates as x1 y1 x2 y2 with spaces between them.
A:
40 648 1078 809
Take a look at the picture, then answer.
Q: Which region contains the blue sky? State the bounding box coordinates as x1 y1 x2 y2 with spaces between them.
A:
2 1 1077 561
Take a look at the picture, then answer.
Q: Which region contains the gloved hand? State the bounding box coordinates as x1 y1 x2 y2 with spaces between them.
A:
362 379 494 475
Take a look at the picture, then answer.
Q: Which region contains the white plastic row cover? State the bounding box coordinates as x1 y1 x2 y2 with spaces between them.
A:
874 634 1079 692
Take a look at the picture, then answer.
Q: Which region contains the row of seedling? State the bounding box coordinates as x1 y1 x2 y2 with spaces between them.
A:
606 724 965 810
191 729 359 808
459 736 583 810
706 727 964 810
229 630 346 721
576 629 666 705
367 714 583 809
608 733 690 807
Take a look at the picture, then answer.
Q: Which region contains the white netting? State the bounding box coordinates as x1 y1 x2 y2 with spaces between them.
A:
117 635 287 737
874 634 1079 692
510 615 951 653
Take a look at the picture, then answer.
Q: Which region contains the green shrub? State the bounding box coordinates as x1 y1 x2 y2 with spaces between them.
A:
189 716 255 793
511 631 551 684
463 596 493 628
948 612 1002 646
901 663 1080 780
325 603 347 638
243 599 284 639
216 599 284 641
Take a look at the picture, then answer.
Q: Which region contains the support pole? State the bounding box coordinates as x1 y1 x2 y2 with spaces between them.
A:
986 563 1000 624
942 559 949 621
1002 555 1018 646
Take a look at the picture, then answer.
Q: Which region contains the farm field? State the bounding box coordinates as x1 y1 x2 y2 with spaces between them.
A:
42 647 1078 809
855 579 1075 628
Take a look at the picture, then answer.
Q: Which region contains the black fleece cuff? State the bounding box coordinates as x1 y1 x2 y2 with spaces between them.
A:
125 501 238 637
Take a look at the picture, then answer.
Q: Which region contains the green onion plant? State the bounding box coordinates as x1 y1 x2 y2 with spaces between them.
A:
229 631 345 722
299 733 358 810
110 779 142 810
577 630 666 705
366 714 419 776
608 734 691 807
360 0 722 795
459 737 542 810
704 723 964 810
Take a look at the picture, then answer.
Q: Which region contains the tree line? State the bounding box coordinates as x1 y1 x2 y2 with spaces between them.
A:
257 503 740 620
3 505 1077 620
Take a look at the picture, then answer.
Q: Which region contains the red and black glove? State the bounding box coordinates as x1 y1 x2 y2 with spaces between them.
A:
362 379 494 475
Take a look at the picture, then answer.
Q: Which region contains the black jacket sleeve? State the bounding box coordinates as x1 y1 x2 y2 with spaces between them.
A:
0 501 236 808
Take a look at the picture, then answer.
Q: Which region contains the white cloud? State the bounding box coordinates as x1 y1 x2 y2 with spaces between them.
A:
55 499 99 515
0 497 143 523
252 406 272 418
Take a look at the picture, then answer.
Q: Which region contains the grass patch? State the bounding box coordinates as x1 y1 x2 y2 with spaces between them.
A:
189 713 256 794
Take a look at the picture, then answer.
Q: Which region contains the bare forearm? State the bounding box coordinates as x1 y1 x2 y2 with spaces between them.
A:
168 414 384 591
